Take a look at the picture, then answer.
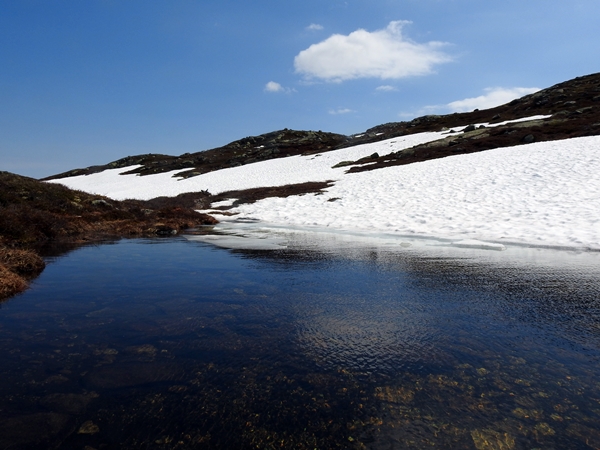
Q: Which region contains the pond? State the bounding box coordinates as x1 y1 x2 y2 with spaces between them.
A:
0 228 599 449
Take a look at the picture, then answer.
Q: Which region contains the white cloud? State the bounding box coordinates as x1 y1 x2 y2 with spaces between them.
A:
402 86 542 118
328 108 354 115
294 21 452 82
447 87 541 112
376 85 397 92
264 81 296 94
306 23 324 31
264 81 284 93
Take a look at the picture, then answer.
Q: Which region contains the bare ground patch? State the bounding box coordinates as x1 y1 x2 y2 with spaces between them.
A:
207 181 335 210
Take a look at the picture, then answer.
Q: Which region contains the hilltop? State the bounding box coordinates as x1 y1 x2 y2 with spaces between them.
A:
45 72 600 181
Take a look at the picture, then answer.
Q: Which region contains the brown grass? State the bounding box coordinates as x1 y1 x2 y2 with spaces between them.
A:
208 181 335 209
0 172 218 247
0 264 28 299
0 171 219 301
0 247 45 276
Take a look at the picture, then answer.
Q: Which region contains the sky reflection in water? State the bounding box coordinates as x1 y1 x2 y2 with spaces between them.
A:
0 234 599 449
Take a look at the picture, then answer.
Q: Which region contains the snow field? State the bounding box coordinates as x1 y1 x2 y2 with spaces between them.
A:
47 118 600 250
226 136 600 250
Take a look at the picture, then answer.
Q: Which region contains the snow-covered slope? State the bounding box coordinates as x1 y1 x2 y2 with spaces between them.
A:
46 130 447 201
48 120 600 251
229 136 600 250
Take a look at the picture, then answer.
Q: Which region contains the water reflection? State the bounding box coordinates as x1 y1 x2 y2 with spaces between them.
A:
0 234 599 449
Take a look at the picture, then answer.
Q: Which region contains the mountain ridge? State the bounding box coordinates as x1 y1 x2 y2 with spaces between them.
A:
44 72 600 182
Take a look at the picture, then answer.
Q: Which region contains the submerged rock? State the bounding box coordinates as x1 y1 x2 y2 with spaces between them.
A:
0 413 72 448
84 362 183 389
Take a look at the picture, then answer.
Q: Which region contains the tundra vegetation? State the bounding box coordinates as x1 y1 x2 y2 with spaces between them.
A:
0 171 217 300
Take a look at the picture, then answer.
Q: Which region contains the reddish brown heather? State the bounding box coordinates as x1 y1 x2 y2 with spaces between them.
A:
0 247 45 276
0 171 218 300
0 264 28 299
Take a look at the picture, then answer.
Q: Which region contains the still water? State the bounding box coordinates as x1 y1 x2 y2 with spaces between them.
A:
0 230 599 449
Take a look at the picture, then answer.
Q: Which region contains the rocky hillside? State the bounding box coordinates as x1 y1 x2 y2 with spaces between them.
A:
44 72 600 181
344 72 600 173
45 130 349 180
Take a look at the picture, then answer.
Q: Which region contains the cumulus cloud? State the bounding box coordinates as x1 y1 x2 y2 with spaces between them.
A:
376 85 398 92
328 108 354 115
264 81 295 94
294 21 452 82
306 23 324 31
264 81 284 92
447 87 541 112
400 86 542 118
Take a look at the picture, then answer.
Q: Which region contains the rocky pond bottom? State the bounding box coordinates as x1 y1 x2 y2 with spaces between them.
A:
0 233 599 449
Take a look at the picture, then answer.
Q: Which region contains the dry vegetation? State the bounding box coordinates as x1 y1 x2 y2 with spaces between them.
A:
208 181 335 211
0 171 217 301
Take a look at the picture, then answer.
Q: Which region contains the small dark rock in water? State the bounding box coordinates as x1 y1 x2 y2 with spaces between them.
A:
522 134 535 143
78 420 100 435
154 225 178 235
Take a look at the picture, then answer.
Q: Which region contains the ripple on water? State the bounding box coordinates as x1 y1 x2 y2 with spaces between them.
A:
0 237 599 449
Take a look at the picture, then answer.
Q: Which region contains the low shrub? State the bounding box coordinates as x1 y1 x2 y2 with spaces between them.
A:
0 171 218 300
0 264 28 300
0 247 46 276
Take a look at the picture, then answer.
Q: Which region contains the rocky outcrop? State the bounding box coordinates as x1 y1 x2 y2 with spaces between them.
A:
45 129 349 181
340 73 600 173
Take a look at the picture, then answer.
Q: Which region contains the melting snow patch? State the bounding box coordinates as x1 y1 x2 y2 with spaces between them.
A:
211 199 237 208
449 240 506 251
185 234 288 250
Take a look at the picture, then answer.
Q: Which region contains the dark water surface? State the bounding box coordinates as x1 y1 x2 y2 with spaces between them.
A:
1 235 600 449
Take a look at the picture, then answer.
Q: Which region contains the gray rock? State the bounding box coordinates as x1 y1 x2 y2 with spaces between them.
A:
91 199 112 208
522 134 535 143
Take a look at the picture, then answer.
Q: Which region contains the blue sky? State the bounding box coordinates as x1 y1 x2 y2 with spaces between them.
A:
2 0 599 179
